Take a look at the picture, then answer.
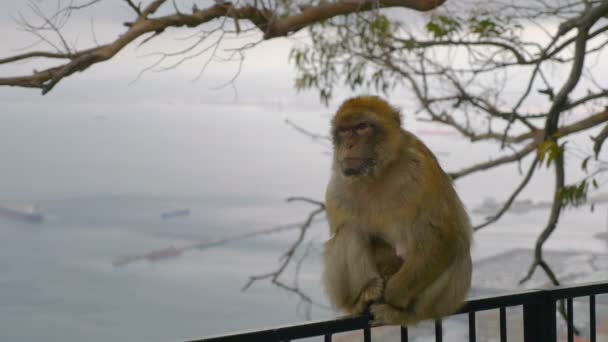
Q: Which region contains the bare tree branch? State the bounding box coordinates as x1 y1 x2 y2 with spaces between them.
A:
111 215 326 267
521 5 595 285
242 197 326 310
519 151 565 284
449 143 537 180
0 0 445 93
449 109 608 179
0 51 73 64
140 0 167 18
473 157 539 231
592 123 608 158
124 0 142 15
392 37 527 63
285 119 331 144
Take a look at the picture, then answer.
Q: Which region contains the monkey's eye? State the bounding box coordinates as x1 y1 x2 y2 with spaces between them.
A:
336 126 350 135
355 122 371 132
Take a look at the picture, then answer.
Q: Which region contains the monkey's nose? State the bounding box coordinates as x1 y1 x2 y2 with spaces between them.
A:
342 157 366 172
345 138 357 149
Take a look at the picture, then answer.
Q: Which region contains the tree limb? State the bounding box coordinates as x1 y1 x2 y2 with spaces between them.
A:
124 0 142 15
0 51 73 64
448 109 608 179
392 37 527 64
0 0 445 93
449 142 537 180
242 197 326 311
111 215 326 267
519 150 565 284
521 7 593 285
472 157 539 231
592 123 608 158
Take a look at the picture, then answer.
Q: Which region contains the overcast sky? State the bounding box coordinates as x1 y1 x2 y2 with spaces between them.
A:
2 1 605 111
0 1 335 113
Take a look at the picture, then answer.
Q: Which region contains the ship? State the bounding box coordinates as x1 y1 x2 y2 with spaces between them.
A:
0 204 43 223
161 209 190 220
112 246 182 267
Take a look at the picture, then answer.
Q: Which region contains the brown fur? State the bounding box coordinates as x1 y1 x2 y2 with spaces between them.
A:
323 95 472 326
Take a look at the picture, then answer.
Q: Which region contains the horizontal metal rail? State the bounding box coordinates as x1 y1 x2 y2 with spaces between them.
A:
191 280 608 342
193 315 371 342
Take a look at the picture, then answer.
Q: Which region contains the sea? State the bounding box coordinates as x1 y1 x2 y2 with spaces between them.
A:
0 101 606 342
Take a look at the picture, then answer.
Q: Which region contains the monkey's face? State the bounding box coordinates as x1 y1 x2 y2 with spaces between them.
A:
332 96 404 178
333 118 379 177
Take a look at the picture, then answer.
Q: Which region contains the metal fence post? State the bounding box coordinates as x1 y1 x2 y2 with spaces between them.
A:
523 291 556 342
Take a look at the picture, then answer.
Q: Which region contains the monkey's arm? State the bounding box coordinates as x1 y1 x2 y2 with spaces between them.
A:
323 229 384 314
383 221 464 309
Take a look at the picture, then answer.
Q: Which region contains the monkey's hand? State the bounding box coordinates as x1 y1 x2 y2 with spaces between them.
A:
352 277 384 314
383 277 414 309
370 302 414 326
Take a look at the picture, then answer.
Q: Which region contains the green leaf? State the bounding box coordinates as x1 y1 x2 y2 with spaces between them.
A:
559 180 589 208
468 17 502 37
581 156 590 172
426 15 461 39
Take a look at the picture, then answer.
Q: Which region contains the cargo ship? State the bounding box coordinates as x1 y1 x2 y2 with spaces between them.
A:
0 204 43 223
161 209 190 220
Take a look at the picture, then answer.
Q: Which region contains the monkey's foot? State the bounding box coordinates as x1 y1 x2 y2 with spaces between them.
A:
369 303 414 327
352 278 384 314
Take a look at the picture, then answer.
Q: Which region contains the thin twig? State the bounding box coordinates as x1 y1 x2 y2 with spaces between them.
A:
285 119 331 144
0 0 446 93
242 197 326 311
473 157 539 231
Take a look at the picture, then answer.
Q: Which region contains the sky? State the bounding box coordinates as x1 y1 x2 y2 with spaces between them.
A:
1 1 607 206
0 1 334 199
1 1 606 112
0 0 324 110
1 1 607 203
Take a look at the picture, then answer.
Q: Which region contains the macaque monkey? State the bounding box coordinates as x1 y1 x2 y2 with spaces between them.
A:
323 95 472 326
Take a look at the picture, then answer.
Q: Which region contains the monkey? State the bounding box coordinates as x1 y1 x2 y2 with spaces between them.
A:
322 95 472 326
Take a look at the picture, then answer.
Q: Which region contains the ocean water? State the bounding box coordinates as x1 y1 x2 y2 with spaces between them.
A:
0 103 606 342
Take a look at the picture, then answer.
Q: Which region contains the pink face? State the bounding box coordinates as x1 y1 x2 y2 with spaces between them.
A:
333 120 377 176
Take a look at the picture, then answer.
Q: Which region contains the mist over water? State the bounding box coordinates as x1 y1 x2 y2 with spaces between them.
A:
0 103 606 341
0 103 334 341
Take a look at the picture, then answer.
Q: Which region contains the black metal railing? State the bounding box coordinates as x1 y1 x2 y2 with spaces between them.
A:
192 280 608 342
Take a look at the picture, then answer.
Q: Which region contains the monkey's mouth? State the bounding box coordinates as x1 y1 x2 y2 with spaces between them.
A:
341 158 374 176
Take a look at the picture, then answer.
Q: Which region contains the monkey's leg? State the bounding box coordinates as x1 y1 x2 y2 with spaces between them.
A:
410 253 472 319
323 235 356 312
323 230 384 314
371 254 472 326
345 232 384 314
